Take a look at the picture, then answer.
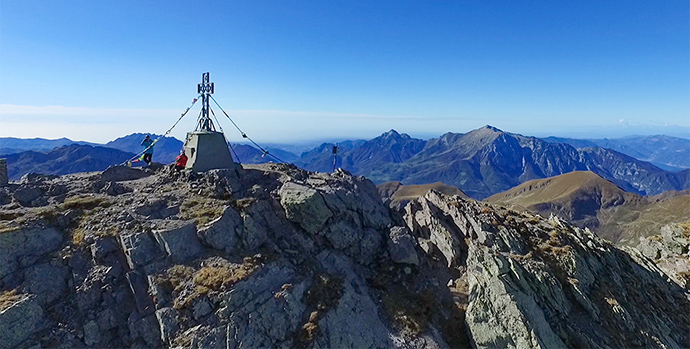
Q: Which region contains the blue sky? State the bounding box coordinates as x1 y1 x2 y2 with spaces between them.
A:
1 1 688 143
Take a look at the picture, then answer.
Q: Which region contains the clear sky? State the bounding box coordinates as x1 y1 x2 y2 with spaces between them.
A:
1 1 688 143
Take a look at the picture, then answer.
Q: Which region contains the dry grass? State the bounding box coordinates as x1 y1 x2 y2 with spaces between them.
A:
0 289 23 312
155 265 195 295
61 195 112 210
179 196 226 226
232 198 256 210
193 264 258 294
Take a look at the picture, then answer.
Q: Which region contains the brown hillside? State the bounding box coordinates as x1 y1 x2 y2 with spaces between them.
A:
378 181 468 208
485 171 690 246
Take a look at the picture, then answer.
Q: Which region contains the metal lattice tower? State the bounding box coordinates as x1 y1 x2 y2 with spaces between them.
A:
195 72 216 131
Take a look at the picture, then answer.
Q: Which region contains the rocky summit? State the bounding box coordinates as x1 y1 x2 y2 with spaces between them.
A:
0 164 688 348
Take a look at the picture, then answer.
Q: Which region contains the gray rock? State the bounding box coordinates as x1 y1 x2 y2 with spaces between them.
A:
101 166 150 182
192 298 213 319
325 217 362 250
90 236 119 261
83 320 101 346
101 181 132 196
119 231 162 268
240 200 273 251
156 307 179 344
152 220 203 262
357 228 384 264
387 226 419 265
637 223 690 288
279 182 333 234
134 198 178 219
218 264 305 348
128 311 161 348
0 225 62 279
126 271 156 316
197 206 241 253
314 251 394 349
465 247 566 349
24 262 68 305
190 326 227 348
0 294 45 348
12 186 44 206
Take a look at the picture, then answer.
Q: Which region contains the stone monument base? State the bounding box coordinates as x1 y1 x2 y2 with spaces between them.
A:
183 131 237 172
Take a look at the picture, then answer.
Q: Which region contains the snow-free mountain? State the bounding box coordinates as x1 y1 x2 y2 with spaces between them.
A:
1 127 689 198
298 126 690 199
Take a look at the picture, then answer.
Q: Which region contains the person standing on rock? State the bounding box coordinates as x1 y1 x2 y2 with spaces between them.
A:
140 135 154 165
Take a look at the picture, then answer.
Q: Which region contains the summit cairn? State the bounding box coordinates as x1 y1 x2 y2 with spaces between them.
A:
182 72 237 172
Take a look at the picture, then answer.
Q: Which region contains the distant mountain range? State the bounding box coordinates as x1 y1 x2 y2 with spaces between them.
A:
229 144 300 164
1 127 689 197
296 126 689 199
542 135 690 171
0 137 96 156
485 171 690 246
3 145 135 180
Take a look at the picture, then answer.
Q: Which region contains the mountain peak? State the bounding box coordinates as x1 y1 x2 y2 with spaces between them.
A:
380 129 402 140
479 125 503 133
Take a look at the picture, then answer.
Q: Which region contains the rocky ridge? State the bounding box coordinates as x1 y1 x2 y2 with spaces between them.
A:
637 223 690 289
0 164 688 348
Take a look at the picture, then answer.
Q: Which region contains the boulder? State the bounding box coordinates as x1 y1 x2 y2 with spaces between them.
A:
314 251 394 348
0 294 45 347
24 262 68 305
12 186 44 206
128 311 162 348
325 217 362 250
240 200 279 251
156 307 180 344
279 182 333 234
83 320 101 346
90 236 119 261
152 220 203 262
197 206 241 253
119 231 162 269
387 226 419 266
0 225 62 280
101 166 150 182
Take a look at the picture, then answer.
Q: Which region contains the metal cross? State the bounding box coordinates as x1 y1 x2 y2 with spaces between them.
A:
196 72 216 131
197 72 214 94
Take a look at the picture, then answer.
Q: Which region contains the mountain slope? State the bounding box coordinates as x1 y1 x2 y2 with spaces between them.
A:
377 181 467 209
0 137 96 156
351 126 688 199
105 133 183 164
229 143 299 164
0 165 687 347
543 134 690 171
3 145 136 180
485 171 690 246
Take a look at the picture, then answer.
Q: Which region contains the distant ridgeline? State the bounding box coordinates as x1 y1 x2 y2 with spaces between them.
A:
1 126 689 198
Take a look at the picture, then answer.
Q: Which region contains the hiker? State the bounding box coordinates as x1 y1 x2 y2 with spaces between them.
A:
140 135 154 165
175 150 188 171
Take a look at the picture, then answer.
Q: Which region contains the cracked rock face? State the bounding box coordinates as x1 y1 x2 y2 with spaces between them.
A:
0 164 687 348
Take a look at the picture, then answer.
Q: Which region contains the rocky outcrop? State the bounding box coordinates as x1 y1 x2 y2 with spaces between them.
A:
637 223 690 288
0 163 687 348
0 293 46 347
404 190 689 348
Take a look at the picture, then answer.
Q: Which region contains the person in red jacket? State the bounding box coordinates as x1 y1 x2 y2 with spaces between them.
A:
175 150 188 171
